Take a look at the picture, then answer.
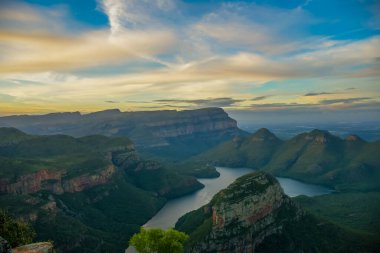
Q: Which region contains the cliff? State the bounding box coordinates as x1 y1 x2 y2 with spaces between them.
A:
0 108 246 159
176 172 364 253
13 242 54 253
0 165 116 195
0 128 204 252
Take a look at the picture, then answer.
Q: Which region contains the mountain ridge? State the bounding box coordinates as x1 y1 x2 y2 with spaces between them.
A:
0 108 246 159
0 128 203 252
191 128 380 191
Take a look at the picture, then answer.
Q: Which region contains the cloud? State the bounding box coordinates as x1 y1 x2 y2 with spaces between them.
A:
304 92 335 96
251 96 270 101
0 0 379 115
250 102 315 109
0 2 177 74
100 0 176 34
154 97 244 107
0 29 176 73
193 2 316 55
319 97 373 105
0 93 16 102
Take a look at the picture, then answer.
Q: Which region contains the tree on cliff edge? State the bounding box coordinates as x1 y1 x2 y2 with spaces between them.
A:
0 209 36 247
129 227 188 253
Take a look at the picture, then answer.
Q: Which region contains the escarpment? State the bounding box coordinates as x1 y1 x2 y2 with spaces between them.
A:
0 128 205 252
0 108 246 159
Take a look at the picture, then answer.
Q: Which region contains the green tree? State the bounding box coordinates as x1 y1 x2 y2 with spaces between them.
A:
129 227 189 253
0 209 36 247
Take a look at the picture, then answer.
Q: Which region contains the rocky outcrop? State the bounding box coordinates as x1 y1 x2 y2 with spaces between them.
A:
61 165 115 193
176 172 305 253
0 108 244 150
13 242 54 253
0 165 116 195
177 171 359 253
145 108 238 138
0 170 62 194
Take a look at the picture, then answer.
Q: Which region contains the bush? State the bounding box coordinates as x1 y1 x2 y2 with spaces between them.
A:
129 227 188 253
0 209 36 247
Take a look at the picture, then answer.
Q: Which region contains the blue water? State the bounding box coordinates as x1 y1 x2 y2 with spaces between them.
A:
144 167 332 229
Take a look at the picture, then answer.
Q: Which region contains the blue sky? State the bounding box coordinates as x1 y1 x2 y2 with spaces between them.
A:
0 0 379 120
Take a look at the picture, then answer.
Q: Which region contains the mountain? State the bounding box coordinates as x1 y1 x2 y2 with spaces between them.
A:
0 128 203 252
193 128 283 168
264 129 380 191
191 128 380 191
175 172 377 253
0 108 246 159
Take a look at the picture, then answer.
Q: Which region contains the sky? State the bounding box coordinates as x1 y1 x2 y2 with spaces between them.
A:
0 0 379 123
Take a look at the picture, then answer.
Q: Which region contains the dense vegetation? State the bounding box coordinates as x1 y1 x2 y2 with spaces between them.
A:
130 227 188 253
0 128 203 252
0 209 36 247
295 192 380 239
191 128 380 191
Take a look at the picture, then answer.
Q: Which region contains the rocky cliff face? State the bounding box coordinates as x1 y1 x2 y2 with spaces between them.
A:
179 172 303 253
176 172 356 253
0 165 116 195
12 242 54 253
0 108 244 158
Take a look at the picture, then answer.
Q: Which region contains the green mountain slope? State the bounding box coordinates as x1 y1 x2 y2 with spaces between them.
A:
193 128 283 168
0 128 203 252
191 128 380 191
294 192 380 238
264 130 380 191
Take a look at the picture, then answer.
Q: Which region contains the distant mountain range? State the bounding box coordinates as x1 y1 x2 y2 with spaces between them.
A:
0 128 202 252
192 128 380 191
1 108 379 252
0 108 245 159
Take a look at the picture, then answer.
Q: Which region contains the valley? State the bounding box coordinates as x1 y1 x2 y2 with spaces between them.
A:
0 108 379 253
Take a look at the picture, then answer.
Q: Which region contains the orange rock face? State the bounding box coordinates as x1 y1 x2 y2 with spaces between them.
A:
13 242 53 253
0 165 116 195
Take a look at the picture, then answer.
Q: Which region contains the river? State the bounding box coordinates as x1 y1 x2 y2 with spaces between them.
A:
144 167 332 229
126 167 332 252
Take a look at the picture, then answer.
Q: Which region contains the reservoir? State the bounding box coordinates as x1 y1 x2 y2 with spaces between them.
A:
144 167 332 229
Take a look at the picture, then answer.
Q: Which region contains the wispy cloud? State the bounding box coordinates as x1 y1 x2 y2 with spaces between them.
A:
155 97 244 107
304 92 335 96
0 0 379 114
100 0 176 34
319 97 373 105
251 96 270 101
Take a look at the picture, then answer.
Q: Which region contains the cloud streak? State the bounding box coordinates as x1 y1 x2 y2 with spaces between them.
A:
0 0 379 115
304 92 335 96
319 97 373 105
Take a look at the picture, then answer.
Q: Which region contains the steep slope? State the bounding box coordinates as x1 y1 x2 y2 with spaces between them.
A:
176 172 377 253
0 128 203 252
191 128 380 191
0 108 246 159
264 130 380 191
192 128 282 168
294 192 380 238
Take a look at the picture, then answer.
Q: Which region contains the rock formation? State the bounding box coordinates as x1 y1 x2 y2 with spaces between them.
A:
12 242 54 253
176 172 356 253
0 108 243 150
